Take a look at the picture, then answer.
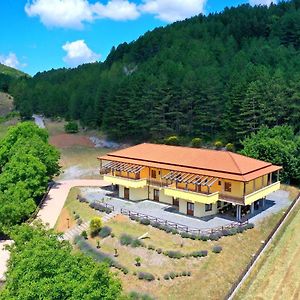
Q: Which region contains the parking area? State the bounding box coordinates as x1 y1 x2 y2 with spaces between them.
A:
80 188 291 230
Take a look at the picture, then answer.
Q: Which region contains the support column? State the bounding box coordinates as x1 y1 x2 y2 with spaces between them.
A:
262 197 266 208
250 202 255 214
236 205 242 222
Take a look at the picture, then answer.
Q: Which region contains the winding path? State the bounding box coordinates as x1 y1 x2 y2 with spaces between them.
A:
37 179 109 228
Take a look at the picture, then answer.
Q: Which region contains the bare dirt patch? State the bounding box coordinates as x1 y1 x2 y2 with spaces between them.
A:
50 134 94 148
55 207 76 232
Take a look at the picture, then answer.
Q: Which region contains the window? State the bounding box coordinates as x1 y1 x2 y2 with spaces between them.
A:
224 182 232 192
218 180 222 186
217 201 222 208
205 203 212 212
151 170 157 179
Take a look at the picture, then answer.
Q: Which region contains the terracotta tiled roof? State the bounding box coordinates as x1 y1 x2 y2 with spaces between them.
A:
99 143 282 182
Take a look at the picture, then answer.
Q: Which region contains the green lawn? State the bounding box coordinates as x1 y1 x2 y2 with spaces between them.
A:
235 201 300 300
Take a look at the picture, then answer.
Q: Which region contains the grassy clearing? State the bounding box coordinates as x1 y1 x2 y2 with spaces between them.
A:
55 187 102 231
80 209 287 300
235 200 300 300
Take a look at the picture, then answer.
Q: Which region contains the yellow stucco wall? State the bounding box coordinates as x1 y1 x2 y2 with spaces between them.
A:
179 199 217 217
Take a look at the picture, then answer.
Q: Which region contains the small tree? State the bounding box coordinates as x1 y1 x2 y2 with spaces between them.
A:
191 138 202 148
90 217 102 237
214 141 223 150
135 256 141 267
165 136 180 146
64 121 79 133
225 143 234 151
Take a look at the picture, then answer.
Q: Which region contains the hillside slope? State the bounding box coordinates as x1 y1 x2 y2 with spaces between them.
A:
10 0 300 143
0 64 27 78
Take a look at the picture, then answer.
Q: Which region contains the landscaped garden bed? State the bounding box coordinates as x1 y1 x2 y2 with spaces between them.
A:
71 210 287 300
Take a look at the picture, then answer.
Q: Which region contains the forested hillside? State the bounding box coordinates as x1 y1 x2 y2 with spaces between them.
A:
0 64 28 93
11 0 300 144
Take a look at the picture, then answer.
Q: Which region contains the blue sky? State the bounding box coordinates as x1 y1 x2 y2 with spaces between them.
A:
0 0 277 75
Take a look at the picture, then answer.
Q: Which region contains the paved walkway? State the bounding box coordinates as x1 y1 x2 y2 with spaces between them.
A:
37 179 109 228
81 188 291 230
0 240 13 282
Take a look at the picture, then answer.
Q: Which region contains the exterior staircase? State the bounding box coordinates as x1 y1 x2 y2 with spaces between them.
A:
62 211 119 241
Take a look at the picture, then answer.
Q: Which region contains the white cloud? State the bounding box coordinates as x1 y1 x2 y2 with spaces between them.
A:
249 0 277 6
0 52 21 69
93 0 140 21
25 0 140 29
140 0 207 22
62 40 101 67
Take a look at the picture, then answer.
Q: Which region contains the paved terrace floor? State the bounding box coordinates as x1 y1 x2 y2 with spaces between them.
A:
81 188 291 230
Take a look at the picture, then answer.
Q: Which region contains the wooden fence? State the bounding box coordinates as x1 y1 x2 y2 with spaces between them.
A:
120 208 248 236
225 192 300 299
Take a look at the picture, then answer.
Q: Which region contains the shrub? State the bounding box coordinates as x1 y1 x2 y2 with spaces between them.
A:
120 234 133 246
246 223 255 230
122 267 129 275
148 245 155 251
138 272 155 281
162 226 172 233
212 245 223 254
229 228 238 235
237 226 245 233
169 272 176 279
90 217 102 236
200 235 209 241
152 222 160 228
135 257 141 266
140 218 150 226
221 229 230 236
74 214 80 220
163 274 170 280
191 137 202 148
182 271 187 276
131 239 144 248
64 121 79 133
165 250 183 259
89 202 112 214
130 215 140 222
187 271 192 276
81 230 88 239
214 140 223 149
225 143 234 151
209 233 221 241
171 229 178 235
99 226 112 238
165 135 180 146
180 232 191 239
76 218 83 226
191 250 208 258
128 291 155 300
110 233 115 238
156 248 162 254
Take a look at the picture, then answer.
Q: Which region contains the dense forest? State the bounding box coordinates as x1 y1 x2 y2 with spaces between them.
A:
9 0 300 144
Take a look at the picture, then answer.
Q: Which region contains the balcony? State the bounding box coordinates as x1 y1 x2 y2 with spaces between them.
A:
164 186 219 204
244 181 280 205
103 174 147 189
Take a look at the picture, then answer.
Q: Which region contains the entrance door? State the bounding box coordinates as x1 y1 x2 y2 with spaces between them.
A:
154 189 159 202
173 197 179 207
187 202 194 216
124 188 130 200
